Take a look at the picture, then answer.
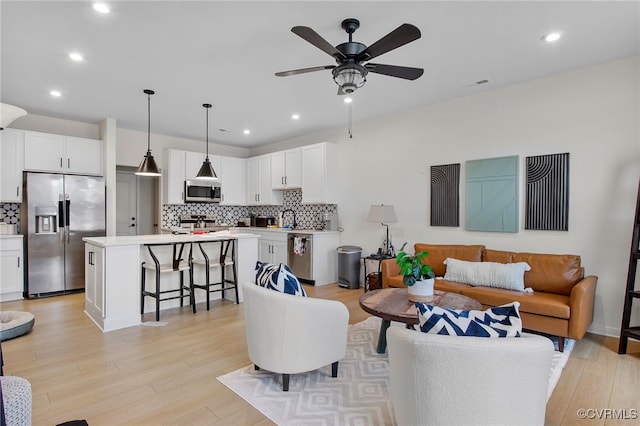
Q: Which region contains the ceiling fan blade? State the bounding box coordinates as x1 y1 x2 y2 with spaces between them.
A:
292 26 347 60
275 65 336 77
357 23 421 61
365 63 424 80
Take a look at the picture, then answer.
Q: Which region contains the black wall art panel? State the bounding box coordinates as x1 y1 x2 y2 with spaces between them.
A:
525 153 570 231
430 163 460 227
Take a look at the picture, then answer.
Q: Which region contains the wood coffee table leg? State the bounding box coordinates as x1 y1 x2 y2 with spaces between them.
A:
377 319 391 354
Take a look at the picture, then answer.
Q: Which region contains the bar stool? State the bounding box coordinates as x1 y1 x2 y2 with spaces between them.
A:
190 238 239 311
141 242 195 321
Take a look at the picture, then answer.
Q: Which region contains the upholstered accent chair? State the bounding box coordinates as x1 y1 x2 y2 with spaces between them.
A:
242 282 349 391
387 326 554 426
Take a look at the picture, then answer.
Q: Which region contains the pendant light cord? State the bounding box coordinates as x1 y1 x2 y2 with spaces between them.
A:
205 106 209 160
147 92 151 152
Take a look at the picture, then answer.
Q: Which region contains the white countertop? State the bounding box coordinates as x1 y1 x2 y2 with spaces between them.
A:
83 230 258 248
233 227 341 235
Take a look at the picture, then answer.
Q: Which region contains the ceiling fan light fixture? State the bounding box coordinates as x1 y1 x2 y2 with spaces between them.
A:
332 63 367 93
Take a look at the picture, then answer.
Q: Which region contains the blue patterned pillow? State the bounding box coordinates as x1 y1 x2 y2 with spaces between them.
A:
416 302 522 337
255 261 307 297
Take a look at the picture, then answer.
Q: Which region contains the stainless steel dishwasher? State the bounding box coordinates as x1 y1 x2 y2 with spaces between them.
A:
288 233 313 283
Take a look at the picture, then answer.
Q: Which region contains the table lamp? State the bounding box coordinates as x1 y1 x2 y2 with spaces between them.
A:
367 204 397 255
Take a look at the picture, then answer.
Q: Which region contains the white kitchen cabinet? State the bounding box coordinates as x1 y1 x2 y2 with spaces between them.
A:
0 128 24 202
165 148 244 205
301 142 338 204
246 155 282 205
184 151 221 181
220 156 246 205
85 243 105 319
255 231 288 264
271 148 301 190
163 149 186 204
24 131 103 175
0 236 24 301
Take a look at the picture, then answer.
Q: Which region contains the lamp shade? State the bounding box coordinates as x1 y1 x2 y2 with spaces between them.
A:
136 151 161 176
0 103 27 128
367 204 397 224
196 157 218 180
135 89 161 176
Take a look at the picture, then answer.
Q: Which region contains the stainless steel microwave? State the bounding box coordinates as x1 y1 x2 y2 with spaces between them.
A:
185 180 221 203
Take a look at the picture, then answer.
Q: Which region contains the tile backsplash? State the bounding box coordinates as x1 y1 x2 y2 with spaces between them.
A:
0 203 20 229
162 189 337 230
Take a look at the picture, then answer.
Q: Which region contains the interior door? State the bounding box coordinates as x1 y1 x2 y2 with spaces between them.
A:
116 171 137 236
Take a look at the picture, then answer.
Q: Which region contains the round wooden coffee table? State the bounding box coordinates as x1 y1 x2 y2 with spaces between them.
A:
359 287 482 353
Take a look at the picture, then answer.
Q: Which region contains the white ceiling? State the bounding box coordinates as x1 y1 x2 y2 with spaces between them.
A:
2 1 638 148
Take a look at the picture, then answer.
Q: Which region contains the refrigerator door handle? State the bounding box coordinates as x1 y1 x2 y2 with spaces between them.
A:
65 195 71 243
58 197 65 243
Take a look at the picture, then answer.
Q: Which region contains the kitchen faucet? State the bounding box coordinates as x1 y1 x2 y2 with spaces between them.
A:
282 209 297 229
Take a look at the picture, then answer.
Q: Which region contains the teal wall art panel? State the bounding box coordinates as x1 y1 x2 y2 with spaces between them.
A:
465 155 519 232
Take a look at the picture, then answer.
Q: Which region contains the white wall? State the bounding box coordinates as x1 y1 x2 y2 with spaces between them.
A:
261 55 640 337
116 128 249 168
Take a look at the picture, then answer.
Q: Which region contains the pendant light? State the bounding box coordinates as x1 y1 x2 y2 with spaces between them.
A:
135 89 161 176
196 103 218 180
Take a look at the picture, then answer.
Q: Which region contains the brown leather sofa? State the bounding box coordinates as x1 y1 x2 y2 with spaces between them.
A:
381 244 598 351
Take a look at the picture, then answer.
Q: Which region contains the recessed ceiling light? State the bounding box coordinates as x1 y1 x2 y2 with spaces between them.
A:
69 52 84 61
50 90 62 97
542 32 562 43
93 3 110 14
243 129 251 135
291 114 300 120
343 97 353 104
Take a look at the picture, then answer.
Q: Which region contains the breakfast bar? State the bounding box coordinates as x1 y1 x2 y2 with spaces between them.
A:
83 231 258 332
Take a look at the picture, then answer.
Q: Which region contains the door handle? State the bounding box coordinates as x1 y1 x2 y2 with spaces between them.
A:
68 158 70 168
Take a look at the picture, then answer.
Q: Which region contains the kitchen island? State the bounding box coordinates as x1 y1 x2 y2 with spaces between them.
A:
83 231 258 332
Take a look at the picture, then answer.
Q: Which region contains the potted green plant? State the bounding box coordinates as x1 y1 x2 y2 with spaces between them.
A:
396 242 436 302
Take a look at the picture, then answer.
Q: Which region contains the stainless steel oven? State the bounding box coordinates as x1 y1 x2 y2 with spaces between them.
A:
184 180 221 203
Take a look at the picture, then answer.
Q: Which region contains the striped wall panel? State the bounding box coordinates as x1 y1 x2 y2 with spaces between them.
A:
430 163 460 227
525 153 570 231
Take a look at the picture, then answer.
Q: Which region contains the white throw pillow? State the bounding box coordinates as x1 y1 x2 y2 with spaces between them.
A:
443 258 531 291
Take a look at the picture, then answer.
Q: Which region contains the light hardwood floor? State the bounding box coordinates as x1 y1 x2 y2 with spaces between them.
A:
1 285 639 425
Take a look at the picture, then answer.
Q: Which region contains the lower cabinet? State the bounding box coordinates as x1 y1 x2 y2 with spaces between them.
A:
258 238 287 265
85 244 105 319
0 236 24 302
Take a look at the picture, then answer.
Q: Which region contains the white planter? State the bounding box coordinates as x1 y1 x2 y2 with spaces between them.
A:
407 278 435 302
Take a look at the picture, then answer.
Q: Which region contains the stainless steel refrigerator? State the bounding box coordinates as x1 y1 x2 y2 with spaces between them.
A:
22 172 105 297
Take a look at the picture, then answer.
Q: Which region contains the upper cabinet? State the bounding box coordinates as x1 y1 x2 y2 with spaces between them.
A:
163 148 245 205
219 156 246 205
24 131 103 176
271 148 301 190
301 142 338 204
246 155 282 206
184 151 221 182
163 149 186 204
0 129 25 202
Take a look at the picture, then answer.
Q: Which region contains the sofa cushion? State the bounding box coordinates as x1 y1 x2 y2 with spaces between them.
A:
482 249 515 263
513 253 582 296
460 286 570 319
434 278 470 294
443 258 531 291
416 302 522 337
387 274 405 288
414 244 484 277
255 261 307 297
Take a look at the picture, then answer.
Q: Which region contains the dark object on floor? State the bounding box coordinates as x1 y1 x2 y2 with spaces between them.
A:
56 421 89 426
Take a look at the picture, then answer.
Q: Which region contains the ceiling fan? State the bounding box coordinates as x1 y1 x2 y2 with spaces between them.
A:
275 18 424 95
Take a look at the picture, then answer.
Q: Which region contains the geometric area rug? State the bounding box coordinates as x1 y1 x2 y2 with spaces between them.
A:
217 316 574 426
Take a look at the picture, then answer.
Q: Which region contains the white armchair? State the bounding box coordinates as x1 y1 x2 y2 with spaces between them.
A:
242 282 349 391
387 327 554 426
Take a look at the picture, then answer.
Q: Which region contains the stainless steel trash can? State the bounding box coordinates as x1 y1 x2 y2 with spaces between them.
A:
337 245 362 289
